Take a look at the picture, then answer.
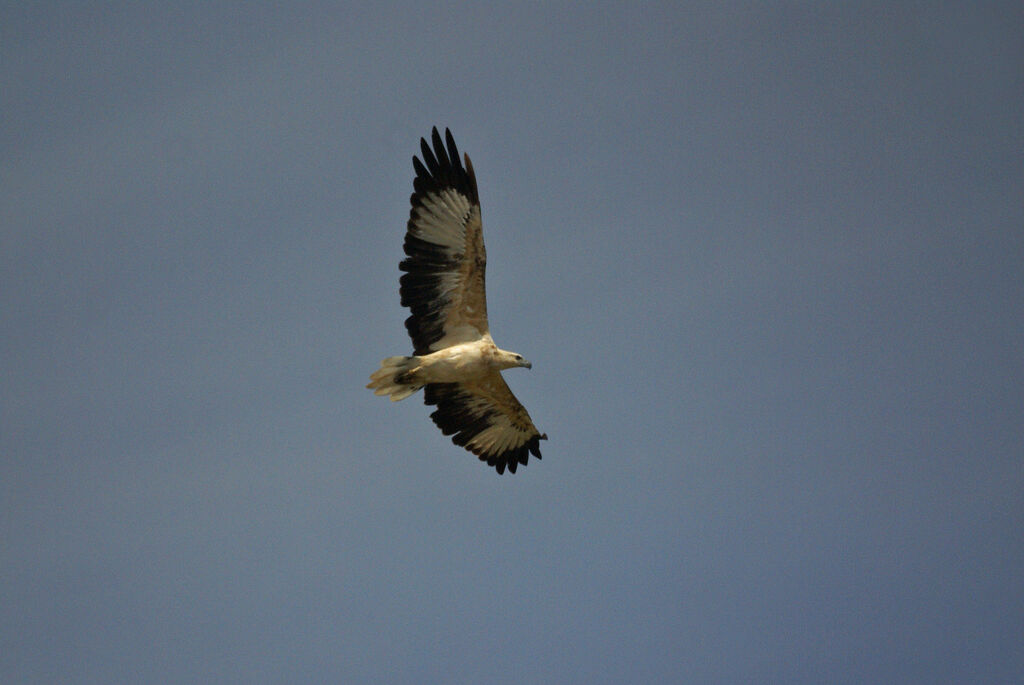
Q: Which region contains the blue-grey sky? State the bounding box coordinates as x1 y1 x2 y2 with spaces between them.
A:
3 3 1022 683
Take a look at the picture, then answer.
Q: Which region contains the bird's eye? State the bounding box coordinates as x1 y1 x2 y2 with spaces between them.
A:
515 355 522 360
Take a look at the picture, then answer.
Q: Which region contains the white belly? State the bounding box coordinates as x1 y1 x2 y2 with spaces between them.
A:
417 342 493 383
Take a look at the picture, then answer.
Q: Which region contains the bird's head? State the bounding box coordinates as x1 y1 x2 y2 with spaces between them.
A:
496 349 532 370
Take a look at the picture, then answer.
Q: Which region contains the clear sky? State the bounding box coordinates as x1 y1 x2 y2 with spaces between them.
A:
3 3 1022 683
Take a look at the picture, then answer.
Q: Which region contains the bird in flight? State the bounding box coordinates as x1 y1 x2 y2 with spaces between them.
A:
367 128 546 474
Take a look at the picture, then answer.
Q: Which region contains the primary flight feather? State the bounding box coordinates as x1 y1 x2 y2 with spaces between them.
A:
367 128 546 474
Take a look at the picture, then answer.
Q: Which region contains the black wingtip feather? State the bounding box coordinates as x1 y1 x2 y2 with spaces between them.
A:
444 129 459 167
411 157 428 180
431 128 449 168
419 136 439 176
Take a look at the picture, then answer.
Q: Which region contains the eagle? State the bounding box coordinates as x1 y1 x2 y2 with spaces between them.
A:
367 128 547 474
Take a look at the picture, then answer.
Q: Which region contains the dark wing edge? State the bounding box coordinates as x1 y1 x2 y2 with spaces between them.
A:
424 381 547 475
399 128 482 355
412 127 479 206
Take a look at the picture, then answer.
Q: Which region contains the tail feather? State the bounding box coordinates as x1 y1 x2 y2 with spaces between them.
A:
367 356 423 401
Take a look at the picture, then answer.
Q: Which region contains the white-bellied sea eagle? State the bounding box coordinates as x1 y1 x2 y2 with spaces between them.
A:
367 128 546 474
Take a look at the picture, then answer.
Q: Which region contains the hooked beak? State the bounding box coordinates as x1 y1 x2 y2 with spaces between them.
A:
522 360 533 369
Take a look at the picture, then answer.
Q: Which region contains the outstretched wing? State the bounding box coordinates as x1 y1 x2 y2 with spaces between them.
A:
400 127 488 356
424 373 547 475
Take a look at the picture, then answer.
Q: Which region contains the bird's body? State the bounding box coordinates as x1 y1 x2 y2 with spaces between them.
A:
369 337 527 398
367 128 546 474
